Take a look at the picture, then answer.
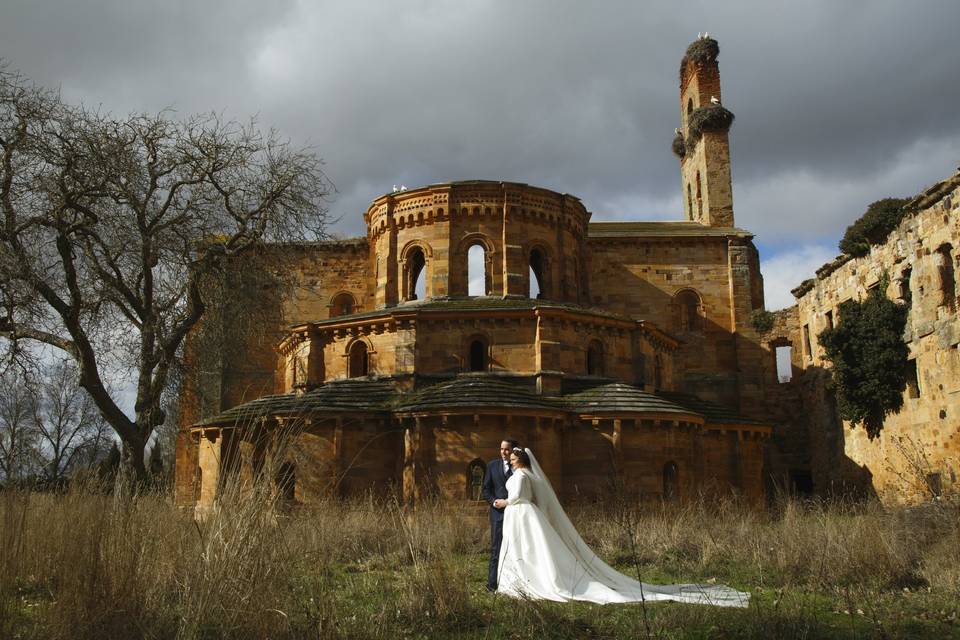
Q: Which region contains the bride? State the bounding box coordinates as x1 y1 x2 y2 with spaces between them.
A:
495 447 749 607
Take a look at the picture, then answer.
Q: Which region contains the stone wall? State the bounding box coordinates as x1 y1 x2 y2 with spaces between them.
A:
788 171 960 502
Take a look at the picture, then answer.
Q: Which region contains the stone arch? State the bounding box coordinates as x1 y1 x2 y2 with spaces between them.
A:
345 337 374 378
673 289 703 333
527 244 551 299
586 339 604 376
464 333 490 372
467 458 485 500
458 233 496 296
400 240 433 301
330 291 357 317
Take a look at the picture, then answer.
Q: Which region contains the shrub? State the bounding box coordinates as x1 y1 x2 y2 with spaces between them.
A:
819 274 909 438
749 309 775 334
838 198 910 257
671 133 686 158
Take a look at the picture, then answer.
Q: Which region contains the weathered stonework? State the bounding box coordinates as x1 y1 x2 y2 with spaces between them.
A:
771 172 960 502
176 39 776 514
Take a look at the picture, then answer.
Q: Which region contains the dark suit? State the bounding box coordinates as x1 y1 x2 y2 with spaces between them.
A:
481 458 512 590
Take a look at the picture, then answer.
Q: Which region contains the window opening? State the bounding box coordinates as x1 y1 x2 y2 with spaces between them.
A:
586 341 603 376
663 461 678 502
469 339 487 372
529 248 546 299
905 358 920 398
467 459 485 500
936 244 955 311
407 248 426 300
775 345 793 383
349 341 369 378
468 244 486 296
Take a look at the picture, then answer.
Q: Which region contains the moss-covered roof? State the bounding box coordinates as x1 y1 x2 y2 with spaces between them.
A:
564 383 701 418
197 378 397 426
195 375 767 430
307 296 635 327
587 221 753 239
395 375 566 414
657 391 768 426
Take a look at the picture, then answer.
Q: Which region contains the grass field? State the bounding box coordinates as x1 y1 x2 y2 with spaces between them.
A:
1 482 958 639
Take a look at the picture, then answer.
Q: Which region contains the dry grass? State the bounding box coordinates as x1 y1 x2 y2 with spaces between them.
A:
1 481 958 639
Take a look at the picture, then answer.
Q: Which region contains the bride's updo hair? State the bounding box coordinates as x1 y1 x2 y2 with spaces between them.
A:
511 447 531 468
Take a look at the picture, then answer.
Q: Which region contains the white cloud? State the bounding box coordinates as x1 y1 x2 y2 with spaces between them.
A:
761 243 837 311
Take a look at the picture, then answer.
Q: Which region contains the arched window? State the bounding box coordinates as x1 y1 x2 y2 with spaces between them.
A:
675 290 702 333
406 247 427 301
468 244 487 296
529 248 547 299
467 459 486 500
331 292 356 317
936 244 955 311
276 461 296 503
469 338 488 372
654 355 663 390
663 461 678 502
348 341 369 378
586 340 604 376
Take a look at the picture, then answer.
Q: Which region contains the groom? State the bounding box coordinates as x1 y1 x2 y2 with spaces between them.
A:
481 438 517 592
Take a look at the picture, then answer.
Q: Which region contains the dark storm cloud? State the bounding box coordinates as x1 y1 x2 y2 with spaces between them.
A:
3 0 958 253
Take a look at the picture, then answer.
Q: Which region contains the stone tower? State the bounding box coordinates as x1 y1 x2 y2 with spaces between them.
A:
678 37 735 227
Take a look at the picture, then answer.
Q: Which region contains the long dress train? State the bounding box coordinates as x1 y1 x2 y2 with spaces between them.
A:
496 449 749 607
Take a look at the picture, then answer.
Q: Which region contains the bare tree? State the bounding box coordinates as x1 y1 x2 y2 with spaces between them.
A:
0 66 331 479
31 359 112 483
0 367 40 484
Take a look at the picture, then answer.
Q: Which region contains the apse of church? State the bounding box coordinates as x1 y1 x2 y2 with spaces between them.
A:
175 37 773 513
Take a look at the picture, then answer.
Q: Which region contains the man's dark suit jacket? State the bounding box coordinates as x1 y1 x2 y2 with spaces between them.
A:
481 458 510 519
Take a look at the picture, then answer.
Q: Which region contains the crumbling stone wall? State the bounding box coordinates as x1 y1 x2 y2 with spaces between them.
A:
789 171 960 502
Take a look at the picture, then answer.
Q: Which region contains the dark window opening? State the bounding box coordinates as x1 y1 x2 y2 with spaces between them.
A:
663 461 678 502
675 290 702 333
687 183 693 219
469 339 487 372
276 461 295 503
789 469 814 496
937 244 955 311
825 309 834 331
654 355 663 390
349 341 369 378
407 248 426 300
331 292 355 317
905 358 920 399
467 459 485 500
587 341 604 376
802 324 812 360
900 267 912 306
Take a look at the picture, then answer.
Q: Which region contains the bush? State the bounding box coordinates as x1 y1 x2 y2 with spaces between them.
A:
839 198 910 257
819 274 909 438
749 309 775 334
671 133 686 158
686 105 735 145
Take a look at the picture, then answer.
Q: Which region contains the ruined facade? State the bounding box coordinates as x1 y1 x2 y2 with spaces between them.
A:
175 38 776 512
766 172 960 503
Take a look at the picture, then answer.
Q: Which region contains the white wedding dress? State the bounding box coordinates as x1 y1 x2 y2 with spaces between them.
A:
496 449 749 607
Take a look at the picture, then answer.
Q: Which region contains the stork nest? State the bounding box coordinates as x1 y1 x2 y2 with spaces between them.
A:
686 105 735 144
671 133 686 158
679 37 719 81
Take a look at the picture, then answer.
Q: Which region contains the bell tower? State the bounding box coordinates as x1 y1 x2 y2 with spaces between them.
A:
675 36 735 227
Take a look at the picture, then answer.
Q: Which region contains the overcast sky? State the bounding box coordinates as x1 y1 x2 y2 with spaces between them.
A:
2 0 958 311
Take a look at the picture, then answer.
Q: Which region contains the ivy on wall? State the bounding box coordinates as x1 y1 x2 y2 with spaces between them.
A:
818 274 909 439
